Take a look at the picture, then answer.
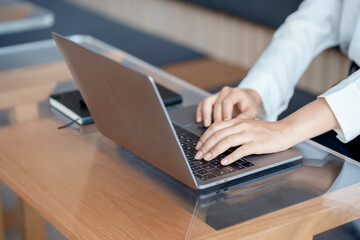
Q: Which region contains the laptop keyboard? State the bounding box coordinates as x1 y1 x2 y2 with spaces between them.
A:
173 124 254 181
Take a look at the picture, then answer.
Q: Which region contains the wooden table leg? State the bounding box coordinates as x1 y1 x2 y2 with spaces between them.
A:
20 200 46 240
0 184 5 240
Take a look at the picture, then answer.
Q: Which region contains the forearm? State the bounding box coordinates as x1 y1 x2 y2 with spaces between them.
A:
280 98 339 146
239 0 341 121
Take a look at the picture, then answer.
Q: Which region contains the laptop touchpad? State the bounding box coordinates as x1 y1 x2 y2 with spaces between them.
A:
168 105 207 136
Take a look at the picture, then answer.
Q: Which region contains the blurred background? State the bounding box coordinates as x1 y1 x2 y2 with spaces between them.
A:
0 0 351 94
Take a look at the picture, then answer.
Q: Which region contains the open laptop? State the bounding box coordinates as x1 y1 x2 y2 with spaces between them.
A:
52 33 302 189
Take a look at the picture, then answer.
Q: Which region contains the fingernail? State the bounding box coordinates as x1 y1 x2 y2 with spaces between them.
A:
204 152 212 160
195 151 203 159
221 159 229 165
204 119 210 127
224 117 229 121
195 141 202 150
196 116 201 122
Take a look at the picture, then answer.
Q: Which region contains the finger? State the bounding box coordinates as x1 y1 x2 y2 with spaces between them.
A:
204 133 253 161
222 98 233 121
196 102 203 122
195 119 238 157
197 126 244 160
237 108 257 120
199 119 237 145
213 102 223 122
222 92 242 120
237 113 252 119
213 89 230 122
202 95 217 127
221 143 256 165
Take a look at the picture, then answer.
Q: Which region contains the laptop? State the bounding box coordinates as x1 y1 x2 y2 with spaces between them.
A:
52 33 302 189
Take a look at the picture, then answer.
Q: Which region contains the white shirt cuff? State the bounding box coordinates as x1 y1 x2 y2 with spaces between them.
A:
319 81 360 143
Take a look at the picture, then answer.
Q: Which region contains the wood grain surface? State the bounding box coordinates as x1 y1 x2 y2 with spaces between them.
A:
0 119 214 239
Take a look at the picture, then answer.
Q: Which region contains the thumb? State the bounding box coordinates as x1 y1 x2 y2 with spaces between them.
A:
237 113 252 119
237 108 257 119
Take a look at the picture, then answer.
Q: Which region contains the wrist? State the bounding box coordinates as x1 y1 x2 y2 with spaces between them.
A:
278 98 339 147
278 117 301 147
244 88 262 108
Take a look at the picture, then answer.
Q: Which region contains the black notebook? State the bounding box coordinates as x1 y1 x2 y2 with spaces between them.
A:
49 83 182 125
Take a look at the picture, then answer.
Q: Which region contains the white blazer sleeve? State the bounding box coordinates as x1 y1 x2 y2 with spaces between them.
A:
319 70 360 143
238 0 342 121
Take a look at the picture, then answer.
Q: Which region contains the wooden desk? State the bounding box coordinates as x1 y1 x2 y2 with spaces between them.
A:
1 41 360 240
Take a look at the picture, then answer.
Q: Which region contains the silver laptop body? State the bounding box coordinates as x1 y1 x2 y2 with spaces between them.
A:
53 33 302 189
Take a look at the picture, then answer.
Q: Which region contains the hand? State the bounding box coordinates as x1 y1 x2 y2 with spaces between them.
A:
194 118 291 165
196 86 262 127
194 98 340 166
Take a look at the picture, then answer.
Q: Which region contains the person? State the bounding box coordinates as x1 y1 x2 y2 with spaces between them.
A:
194 0 360 166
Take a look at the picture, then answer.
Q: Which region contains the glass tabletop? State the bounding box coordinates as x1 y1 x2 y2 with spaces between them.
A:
1 36 359 239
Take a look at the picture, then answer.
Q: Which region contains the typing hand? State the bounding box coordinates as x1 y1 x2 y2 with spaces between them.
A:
194 118 290 165
196 86 262 127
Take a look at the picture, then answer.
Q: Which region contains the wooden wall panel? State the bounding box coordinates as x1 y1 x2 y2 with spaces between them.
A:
67 0 350 94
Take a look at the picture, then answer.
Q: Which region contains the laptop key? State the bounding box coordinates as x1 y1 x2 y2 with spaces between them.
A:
209 168 226 176
194 161 206 166
195 174 207 181
242 161 254 168
203 173 217 179
230 164 245 170
189 142 197 147
184 146 192 152
191 166 201 171
203 164 215 170
184 150 192 155
188 149 197 155
178 135 186 139
197 169 209 175
225 167 235 173
188 158 197 163
217 166 235 173
211 160 221 166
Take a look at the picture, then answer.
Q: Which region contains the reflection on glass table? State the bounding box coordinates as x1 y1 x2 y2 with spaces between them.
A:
115 140 360 235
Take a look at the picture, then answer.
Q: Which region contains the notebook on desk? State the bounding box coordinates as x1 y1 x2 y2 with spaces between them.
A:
49 84 182 125
52 32 302 190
